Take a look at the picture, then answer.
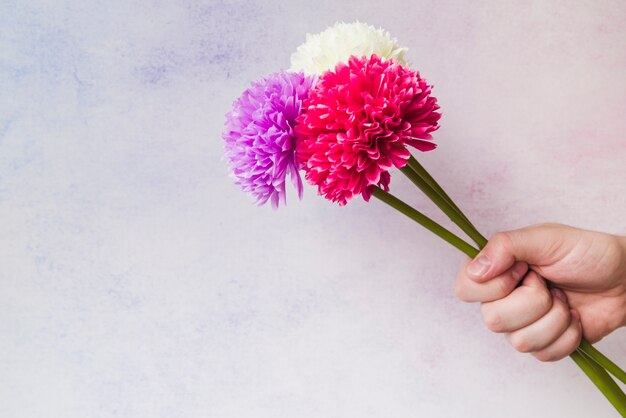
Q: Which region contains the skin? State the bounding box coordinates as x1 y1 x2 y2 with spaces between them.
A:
455 223 626 361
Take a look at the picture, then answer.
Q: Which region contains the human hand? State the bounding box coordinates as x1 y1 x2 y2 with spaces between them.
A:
455 223 626 361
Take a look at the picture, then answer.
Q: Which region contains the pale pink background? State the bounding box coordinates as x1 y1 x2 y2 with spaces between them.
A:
1 1 625 417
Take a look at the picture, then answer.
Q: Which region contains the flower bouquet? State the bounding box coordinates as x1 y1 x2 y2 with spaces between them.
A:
222 22 626 415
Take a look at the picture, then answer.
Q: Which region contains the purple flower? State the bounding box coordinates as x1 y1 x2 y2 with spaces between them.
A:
223 71 314 208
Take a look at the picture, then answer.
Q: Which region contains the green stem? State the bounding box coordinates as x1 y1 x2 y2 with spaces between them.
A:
579 339 626 385
371 186 479 258
571 349 626 416
407 155 486 245
400 164 487 248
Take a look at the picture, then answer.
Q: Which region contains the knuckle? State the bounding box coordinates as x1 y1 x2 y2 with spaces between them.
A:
490 232 514 254
540 291 553 313
509 334 532 353
482 306 504 332
566 322 583 348
535 222 561 229
533 350 557 362
454 280 469 302
533 322 582 363
454 262 473 302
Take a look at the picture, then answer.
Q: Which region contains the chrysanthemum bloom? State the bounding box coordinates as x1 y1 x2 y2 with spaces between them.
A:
290 21 407 75
295 55 441 205
223 71 314 208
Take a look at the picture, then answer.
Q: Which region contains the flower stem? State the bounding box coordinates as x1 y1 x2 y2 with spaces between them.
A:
372 186 479 258
578 339 626 385
400 163 487 248
570 349 626 416
406 155 487 246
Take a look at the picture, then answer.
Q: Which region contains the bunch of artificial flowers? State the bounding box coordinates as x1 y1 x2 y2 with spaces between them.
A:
222 22 626 415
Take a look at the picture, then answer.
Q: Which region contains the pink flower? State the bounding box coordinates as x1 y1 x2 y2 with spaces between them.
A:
295 55 441 205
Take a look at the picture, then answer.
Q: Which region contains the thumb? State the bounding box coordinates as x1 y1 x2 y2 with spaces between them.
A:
467 224 569 283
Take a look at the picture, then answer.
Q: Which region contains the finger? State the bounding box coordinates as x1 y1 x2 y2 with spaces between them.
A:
532 309 583 362
480 272 552 333
506 288 571 352
455 260 527 302
466 223 573 283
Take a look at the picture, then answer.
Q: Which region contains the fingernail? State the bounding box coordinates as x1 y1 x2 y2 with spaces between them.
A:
511 262 527 281
551 288 567 303
467 255 491 279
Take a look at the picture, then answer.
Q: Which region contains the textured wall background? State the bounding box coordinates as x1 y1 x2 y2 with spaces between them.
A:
1 1 625 417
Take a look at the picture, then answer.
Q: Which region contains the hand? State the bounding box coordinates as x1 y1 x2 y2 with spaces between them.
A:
455 223 626 361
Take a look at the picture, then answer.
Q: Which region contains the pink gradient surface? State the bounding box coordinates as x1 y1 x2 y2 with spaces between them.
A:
1 1 625 417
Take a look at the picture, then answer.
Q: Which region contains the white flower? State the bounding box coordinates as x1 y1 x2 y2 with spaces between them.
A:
290 21 408 75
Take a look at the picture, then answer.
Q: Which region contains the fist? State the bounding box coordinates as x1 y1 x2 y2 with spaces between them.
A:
456 260 582 361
